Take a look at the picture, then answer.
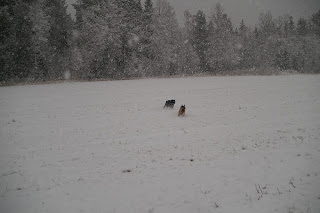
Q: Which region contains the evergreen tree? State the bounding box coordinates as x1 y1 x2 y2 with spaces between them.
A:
254 26 259 38
2 0 320 83
0 2 14 82
143 0 153 25
284 15 294 37
297 17 307 36
258 11 275 37
0 1 35 82
274 15 286 37
44 0 72 53
184 10 194 37
288 16 295 36
237 19 257 69
192 10 209 72
73 0 122 79
177 10 200 75
141 0 154 59
43 0 73 80
275 49 290 70
211 3 233 34
114 0 143 76
29 0 50 80
284 19 289 37
207 3 237 73
239 19 249 37
239 19 245 33
312 10 320 36
152 0 180 76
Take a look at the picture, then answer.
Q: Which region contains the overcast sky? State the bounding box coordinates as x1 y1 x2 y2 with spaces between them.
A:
66 0 320 27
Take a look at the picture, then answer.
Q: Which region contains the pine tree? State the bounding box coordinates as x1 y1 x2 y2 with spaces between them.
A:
73 0 122 79
44 0 72 53
192 10 209 72
143 0 153 25
297 17 307 36
207 3 237 73
43 0 73 80
4 1 35 81
275 49 290 70
288 16 295 36
29 0 50 80
237 19 255 69
284 20 288 38
176 10 200 75
258 11 275 37
312 10 320 36
152 0 180 76
239 19 245 33
239 19 248 37
0 2 14 82
184 10 194 37
141 0 154 59
273 16 285 37
113 0 144 76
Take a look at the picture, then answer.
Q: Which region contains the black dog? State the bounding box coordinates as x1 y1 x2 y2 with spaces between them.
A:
163 99 175 108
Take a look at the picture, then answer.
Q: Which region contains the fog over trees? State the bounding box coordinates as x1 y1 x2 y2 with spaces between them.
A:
1 0 320 84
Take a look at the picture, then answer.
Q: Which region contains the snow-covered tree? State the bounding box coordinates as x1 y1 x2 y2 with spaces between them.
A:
2 0 319 84
239 19 249 37
207 3 238 73
0 1 35 82
115 0 143 76
141 0 154 59
73 0 122 79
0 2 14 82
192 10 209 72
151 0 180 76
29 0 50 80
312 10 320 36
297 17 308 36
175 10 200 75
43 0 73 80
258 11 275 37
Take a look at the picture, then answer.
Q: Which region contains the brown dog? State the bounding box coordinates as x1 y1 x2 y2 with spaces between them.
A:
178 105 186 117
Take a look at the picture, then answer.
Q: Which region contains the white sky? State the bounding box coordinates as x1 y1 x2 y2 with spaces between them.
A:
66 0 320 27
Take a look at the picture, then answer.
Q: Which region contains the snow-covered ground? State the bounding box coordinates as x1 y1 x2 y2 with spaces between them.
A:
0 75 320 213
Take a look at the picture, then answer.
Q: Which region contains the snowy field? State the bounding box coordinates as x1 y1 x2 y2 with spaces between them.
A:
0 75 320 213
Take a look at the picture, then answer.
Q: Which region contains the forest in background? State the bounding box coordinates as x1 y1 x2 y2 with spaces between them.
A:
1 0 320 84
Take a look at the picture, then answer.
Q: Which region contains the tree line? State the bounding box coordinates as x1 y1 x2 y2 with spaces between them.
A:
1 0 320 84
